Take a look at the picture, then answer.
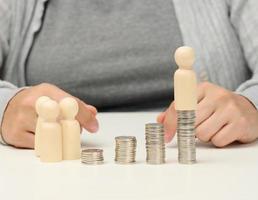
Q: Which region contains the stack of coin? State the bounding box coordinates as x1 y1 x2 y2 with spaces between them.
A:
145 123 165 164
115 136 137 164
81 149 104 165
177 110 196 164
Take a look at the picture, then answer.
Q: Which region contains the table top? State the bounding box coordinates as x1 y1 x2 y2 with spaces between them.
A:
1 112 257 200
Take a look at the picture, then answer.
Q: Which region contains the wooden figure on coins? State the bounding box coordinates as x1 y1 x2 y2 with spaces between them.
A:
174 46 197 164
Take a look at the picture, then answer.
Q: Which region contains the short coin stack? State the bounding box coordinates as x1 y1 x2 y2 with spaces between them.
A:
145 123 165 164
115 136 137 164
177 110 196 164
81 149 104 165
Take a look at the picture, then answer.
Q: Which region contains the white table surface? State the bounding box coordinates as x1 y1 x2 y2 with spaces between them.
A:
1 112 258 200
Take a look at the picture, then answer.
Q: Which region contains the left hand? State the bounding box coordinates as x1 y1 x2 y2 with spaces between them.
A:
157 82 258 147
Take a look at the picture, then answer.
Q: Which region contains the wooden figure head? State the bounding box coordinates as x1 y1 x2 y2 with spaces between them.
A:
39 99 60 122
35 96 50 115
174 46 195 70
59 97 79 120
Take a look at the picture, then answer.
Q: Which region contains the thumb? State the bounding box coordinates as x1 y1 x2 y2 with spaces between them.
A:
157 111 166 123
76 99 99 133
163 102 177 143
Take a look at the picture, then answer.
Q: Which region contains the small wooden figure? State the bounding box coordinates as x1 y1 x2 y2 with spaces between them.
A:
174 46 197 110
39 99 62 162
59 97 81 160
35 96 50 157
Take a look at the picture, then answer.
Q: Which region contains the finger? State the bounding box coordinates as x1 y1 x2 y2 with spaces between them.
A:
25 117 37 133
15 107 37 134
22 110 37 133
196 109 229 142
196 97 215 126
12 132 35 149
197 83 206 103
77 99 98 116
211 123 236 147
85 104 98 116
76 100 99 133
163 103 177 143
157 110 167 123
81 117 99 133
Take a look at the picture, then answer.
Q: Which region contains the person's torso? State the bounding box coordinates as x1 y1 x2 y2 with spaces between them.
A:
26 0 182 111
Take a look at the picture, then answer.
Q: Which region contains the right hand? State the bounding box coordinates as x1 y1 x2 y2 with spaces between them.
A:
1 83 99 148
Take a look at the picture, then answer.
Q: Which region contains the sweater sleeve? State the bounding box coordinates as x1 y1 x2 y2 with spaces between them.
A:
0 0 22 144
228 0 258 109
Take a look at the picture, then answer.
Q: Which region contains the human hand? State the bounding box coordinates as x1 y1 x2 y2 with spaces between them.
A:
157 82 258 147
1 83 98 148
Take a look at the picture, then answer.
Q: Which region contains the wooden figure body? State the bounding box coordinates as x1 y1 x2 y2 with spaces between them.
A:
174 46 197 111
59 97 81 160
35 96 50 157
39 99 62 162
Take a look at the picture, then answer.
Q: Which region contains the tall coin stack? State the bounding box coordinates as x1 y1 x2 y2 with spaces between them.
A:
145 123 165 164
81 149 104 165
177 110 196 164
115 136 137 164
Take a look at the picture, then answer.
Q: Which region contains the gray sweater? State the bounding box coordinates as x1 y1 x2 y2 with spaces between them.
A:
26 0 182 110
1 0 258 144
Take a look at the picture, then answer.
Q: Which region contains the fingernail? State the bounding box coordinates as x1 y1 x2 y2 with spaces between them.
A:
87 119 99 133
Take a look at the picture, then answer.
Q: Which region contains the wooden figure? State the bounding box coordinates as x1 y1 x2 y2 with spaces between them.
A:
39 99 62 162
174 46 197 111
59 97 81 160
35 96 50 157
174 46 197 164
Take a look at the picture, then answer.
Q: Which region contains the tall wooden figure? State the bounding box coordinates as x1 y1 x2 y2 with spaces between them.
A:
35 96 50 157
174 46 197 164
39 99 63 162
59 97 81 160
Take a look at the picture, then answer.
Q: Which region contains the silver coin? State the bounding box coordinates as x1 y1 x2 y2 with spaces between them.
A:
81 148 104 165
145 123 166 164
115 136 137 164
177 110 196 164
